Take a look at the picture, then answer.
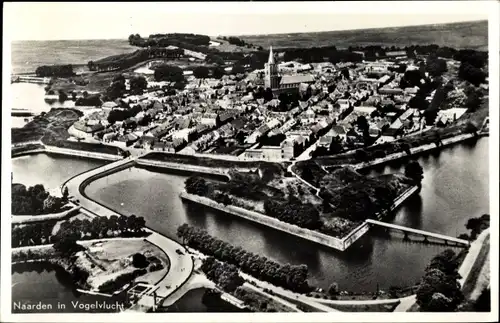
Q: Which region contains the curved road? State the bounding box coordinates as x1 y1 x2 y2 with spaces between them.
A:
62 156 194 307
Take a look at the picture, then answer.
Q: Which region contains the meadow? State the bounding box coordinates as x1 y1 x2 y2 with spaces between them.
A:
239 20 488 51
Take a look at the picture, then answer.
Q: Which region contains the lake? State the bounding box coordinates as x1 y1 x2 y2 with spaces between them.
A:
12 262 124 313
10 83 77 128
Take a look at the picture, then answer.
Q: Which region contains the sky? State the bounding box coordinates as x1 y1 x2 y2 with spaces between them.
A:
3 2 490 41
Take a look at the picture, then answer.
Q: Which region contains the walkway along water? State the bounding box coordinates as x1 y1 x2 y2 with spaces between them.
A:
59 155 194 310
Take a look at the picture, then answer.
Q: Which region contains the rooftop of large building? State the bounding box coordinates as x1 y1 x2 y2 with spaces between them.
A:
280 74 315 85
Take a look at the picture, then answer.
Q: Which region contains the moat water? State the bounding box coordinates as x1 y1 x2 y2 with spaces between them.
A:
11 137 489 311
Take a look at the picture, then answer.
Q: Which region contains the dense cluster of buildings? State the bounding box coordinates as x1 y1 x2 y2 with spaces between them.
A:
69 45 471 161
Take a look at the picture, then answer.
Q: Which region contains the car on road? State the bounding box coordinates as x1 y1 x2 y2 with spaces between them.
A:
175 249 184 255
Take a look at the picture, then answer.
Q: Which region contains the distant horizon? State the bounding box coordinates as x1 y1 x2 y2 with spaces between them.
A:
4 2 490 42
9 18 488 43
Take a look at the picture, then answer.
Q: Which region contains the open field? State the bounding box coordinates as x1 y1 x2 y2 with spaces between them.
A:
79 239 169 291
238 20 487 51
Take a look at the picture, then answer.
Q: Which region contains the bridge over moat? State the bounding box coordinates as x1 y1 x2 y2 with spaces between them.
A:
366 219 470 247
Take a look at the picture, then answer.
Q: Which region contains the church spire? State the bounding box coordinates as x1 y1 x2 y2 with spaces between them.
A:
268 46 275 64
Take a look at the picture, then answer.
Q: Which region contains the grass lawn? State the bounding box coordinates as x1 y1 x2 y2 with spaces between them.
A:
77 239 170 291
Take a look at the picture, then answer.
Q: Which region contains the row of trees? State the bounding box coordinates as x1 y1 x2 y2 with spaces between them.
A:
416 249 464 311
201 256 244 292
12 214 147 248
12 183 68 215
177 223 311 292
35 65 75 77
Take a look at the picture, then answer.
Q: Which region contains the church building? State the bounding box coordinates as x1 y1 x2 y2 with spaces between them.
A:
264 46 315 93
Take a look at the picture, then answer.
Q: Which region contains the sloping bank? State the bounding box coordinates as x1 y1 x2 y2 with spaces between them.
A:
12 206 81 225
354 133 485 171
180 191 369 251
11 144 122 161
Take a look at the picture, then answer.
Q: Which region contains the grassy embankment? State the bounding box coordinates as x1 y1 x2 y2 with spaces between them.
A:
12 108 82 143
140 152 288 173
11 108 124 156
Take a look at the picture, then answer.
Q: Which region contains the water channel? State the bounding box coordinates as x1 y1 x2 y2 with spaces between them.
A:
11 136 489 309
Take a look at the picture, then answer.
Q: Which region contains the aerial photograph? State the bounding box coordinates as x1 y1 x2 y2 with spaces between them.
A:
4 2 495 318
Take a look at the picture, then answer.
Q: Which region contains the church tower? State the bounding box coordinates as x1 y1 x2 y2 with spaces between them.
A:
264 46 279 90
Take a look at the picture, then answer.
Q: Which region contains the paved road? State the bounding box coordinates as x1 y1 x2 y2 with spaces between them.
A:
62 157 194 308
240 273 338 312
243 282 302 312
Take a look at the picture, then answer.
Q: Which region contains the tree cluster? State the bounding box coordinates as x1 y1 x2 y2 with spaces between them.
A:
458 62 487 86
201 256 244 292
185 176 210 196
464 214 490 240
12 214 147 248
320 170 403 222
53 236 85 255
12 183 64 215
154 64 185 83
193 66 210 79
107 104 143 124
264 198 322 230
404 161 424 185
177 224 311 292
75 94 103 107
399 69 425 89
35 65 75 77
425 55 448 77
227 37 249 47
416 249 464 312
105 74 127 100
129 76 148 95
